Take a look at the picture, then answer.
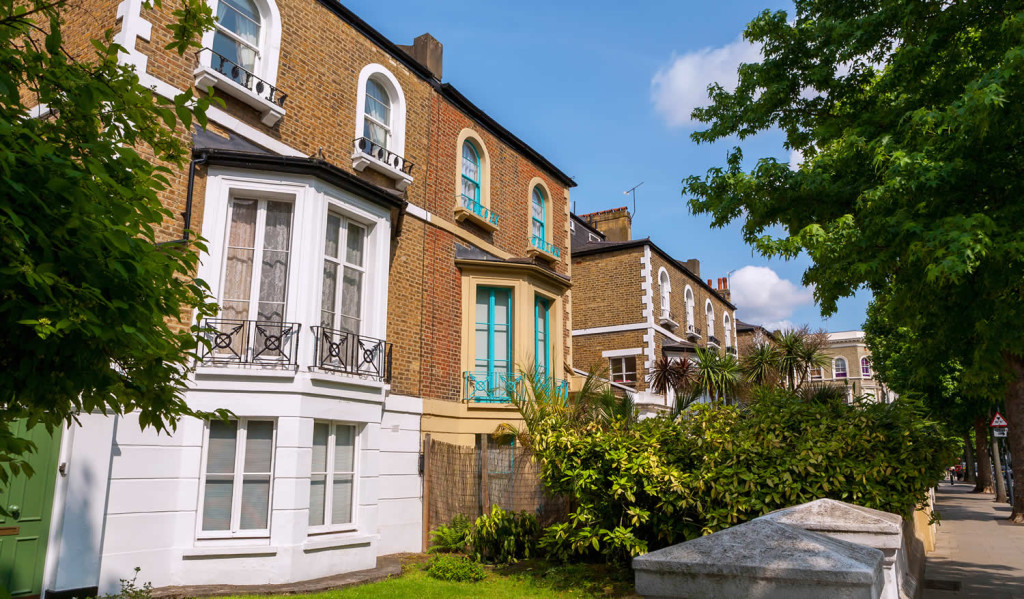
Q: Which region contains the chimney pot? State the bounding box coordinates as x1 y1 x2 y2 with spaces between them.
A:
708 279 713 287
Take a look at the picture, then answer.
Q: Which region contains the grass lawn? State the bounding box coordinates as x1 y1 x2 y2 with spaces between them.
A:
220 556 639 599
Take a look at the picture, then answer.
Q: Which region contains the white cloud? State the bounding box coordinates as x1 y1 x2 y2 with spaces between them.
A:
730 266 814 329
651 36 761 128
788 148 803 170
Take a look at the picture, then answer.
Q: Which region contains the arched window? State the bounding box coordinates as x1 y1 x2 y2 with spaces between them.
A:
723 313 732 348
705 301 715 340
658 268 671 319
363 78 391 150
684 287 695 332
861 357 872 377
531 186 546 243
212 0 261 79
834 358 848 379
353 64 409 185
461 141 481 209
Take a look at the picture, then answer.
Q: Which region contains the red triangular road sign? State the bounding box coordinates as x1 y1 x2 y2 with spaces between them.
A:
991 412 1008 428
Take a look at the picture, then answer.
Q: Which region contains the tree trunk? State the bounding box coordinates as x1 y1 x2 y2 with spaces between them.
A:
964 430 976 484
973 416 994 494
1003 352 1024 522
992 432 1008 503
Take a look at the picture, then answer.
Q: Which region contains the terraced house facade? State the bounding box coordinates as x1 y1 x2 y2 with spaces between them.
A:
570 208 736 413
13 2 573 597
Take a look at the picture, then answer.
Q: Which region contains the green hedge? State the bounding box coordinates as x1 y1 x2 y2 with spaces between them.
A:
534 393 953 563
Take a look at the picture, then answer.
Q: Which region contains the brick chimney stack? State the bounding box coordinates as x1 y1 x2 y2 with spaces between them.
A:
398 33 443 80
581 207 632 242
715 277 732 303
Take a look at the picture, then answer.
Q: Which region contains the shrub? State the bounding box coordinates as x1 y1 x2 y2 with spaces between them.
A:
102 567 153 599
429 514 473 553
424 554 486 582
533 393 953 564
469 504 540 564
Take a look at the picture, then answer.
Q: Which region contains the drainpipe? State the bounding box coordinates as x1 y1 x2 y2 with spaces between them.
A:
181 151 209 242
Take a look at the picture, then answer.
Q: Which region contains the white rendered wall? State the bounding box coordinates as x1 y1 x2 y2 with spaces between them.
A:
376 394 423 554
48 413 116 594
91 377 388 593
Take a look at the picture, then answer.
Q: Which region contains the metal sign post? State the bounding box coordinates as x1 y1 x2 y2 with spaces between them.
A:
991 411 1011 505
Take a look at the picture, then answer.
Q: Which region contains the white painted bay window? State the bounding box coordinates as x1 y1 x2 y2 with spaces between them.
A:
309 422 357 531
222 198 293 324
200 419 275 536
320 214 366 334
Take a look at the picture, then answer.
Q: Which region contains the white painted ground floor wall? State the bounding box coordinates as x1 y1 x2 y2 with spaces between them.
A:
44 375 423 595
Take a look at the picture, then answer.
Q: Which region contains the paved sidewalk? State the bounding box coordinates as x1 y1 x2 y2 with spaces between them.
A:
925 482 1024 598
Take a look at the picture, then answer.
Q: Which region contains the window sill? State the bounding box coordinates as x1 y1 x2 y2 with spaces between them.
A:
195 365 298 380
454 206 499 233
526 246 559 265
308 369 389 391
351 152 414 191
183 545 277 559
194 66 286 127
302 532 375 553
464 401 520 411
658 315 680 331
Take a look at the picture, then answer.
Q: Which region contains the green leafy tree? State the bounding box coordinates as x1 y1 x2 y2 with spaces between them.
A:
684 0 1024 520
0 0 223 486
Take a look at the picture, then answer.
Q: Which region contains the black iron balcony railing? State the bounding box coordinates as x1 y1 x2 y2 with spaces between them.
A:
353 137 414 175
708 335 721 348
726 346 737 356
686 324 702 339
197 48 287 108
198 319 301 366
312 326 392 382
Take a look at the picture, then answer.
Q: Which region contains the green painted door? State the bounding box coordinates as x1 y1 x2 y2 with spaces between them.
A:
0 422 62 598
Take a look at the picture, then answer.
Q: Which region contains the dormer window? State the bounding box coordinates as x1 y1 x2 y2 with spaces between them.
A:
363 79 391 150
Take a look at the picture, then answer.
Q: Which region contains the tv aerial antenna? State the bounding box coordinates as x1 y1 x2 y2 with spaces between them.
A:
623 182 644 219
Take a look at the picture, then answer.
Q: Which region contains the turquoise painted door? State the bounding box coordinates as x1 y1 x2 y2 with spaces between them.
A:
0 422 62 598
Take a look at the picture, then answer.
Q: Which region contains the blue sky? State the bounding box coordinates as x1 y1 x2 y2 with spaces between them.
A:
348 0 872 332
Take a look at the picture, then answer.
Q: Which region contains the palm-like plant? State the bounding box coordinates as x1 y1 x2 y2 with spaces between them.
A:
742 342 780 386
693 347 742 406
495 364 632 451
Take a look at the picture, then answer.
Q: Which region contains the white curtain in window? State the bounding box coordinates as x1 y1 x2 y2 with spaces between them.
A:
258 202 292 323
364 80 391 148
213 0 260 73
223 199 257 321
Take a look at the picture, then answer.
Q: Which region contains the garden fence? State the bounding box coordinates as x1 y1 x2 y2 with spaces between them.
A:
422 435 567 549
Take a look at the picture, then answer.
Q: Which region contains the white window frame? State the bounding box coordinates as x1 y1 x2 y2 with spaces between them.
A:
684 286 695 331
834 357 848 379
354 64 406 160
199 0 282 86
810 365 824 380
219 195 296 323
609 356 637 386
308 421 360 535
705 300 715 339
196 418 277 540
861 357 872 378
723 313 732 348
320 211 368 334
658 268 671 319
